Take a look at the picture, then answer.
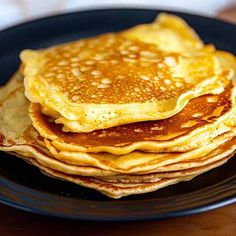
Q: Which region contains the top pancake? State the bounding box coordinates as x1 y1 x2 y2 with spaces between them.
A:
21 14 225 132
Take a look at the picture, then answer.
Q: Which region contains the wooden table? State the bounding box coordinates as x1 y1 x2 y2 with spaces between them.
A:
0 203 235 236
0 8 236 236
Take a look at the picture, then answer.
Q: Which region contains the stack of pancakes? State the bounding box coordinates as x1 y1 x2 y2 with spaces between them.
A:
1 14 236 198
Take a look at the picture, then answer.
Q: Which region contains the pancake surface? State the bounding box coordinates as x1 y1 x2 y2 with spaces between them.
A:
21 13 225 132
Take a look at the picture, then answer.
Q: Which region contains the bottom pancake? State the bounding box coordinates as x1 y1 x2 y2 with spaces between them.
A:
97 155 233 183
3 150 233 198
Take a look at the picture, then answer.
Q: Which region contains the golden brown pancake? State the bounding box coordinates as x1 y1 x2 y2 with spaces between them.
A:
43 130 235 174
0 73 42 148
216 50 236 76
26 155 197 198
96 155 233 183
21 14 226 133
121 13 204 53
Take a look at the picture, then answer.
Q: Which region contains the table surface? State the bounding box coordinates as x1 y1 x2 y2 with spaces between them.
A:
1 8 236 236
0 203 235 236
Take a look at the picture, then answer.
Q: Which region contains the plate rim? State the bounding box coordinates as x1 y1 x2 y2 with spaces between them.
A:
0 172 236 221
1 7 236 35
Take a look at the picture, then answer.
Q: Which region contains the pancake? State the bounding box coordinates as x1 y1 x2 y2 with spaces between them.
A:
216 50 236 76
24 156 198 198
0 72 42 148
6 153 233 198
20 14 226 133
96 155 233 183
121 13 204 53
44 130 236 174
29 75 236 154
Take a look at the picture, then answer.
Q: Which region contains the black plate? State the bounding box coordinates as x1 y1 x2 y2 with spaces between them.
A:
0 8 236 221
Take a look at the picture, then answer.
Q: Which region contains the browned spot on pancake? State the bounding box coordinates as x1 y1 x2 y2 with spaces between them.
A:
0 86 23 107
37 134 44 143
23 125 40 145
0 133 5 145
7 139 16 145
